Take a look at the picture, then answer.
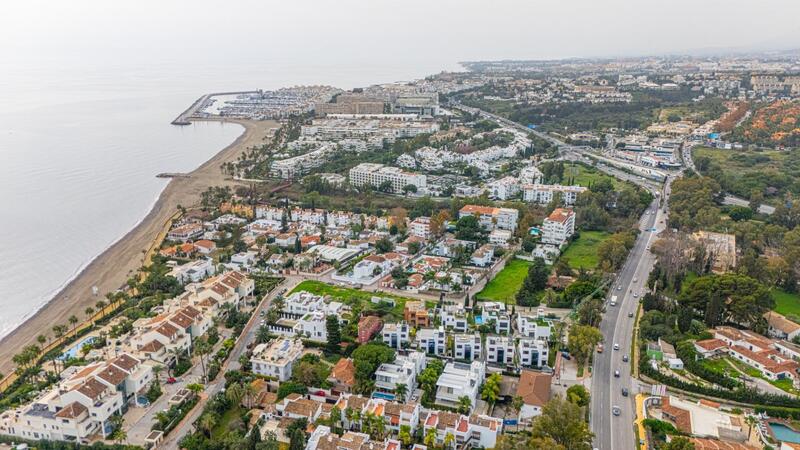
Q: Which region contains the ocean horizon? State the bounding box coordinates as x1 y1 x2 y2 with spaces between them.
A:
0 59 460 339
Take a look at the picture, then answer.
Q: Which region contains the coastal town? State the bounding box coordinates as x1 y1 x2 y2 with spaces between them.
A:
2 50 800 450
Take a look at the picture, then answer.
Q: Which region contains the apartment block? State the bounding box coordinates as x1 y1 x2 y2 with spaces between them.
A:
250 338 304 381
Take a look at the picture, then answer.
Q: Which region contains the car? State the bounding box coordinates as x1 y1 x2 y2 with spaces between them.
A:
617 285 622 291
633 277 638 283
613 343 620 350
633 293 639 298
612 406 621 416
166 377 177 384
646 245 651 251
622 388 629 397
614 370 620 377
596 344 604 353
628 312 634 318
623 354 629 362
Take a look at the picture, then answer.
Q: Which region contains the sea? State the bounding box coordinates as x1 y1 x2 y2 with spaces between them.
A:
0 59 461 339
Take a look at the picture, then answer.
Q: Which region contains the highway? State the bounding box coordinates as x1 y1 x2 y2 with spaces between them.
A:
453 100 677 449
590 177 672 450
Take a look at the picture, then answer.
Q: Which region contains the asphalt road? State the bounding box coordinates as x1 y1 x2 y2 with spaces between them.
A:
589 177 672 450
159 276 300 449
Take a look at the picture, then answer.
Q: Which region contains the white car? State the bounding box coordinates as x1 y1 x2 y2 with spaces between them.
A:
613 343 620 350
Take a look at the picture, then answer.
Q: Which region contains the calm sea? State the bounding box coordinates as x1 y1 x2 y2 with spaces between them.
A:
0 59 459 338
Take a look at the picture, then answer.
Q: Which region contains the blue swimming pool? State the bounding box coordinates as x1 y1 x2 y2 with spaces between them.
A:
371 391 396 401
474 316 484 325
769 422 800 444
59 336 96 360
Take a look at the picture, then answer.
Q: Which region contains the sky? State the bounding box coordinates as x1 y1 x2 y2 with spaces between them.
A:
1 0 799 72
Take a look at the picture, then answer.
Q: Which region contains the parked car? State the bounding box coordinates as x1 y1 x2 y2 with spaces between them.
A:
623 354 629 362
166 377 177 384
614 370 620 378
621 388 629 397
628 311 634 318
613 343 620 351
612 406 621 416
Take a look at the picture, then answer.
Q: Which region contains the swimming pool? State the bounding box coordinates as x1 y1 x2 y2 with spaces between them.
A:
769 422 800 444
59 336 96 360
474 316 484 325
371 391 396 401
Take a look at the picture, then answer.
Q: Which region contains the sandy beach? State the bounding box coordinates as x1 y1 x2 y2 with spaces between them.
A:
0 119 277 377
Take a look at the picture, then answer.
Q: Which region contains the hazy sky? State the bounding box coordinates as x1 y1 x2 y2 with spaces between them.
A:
2 0 799 69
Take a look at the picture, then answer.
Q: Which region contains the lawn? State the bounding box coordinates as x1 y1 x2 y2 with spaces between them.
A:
560 231 612 270
212 406 244 440
289 280 431 320
475 258 532 304
563 163 625 190
773 289 800 318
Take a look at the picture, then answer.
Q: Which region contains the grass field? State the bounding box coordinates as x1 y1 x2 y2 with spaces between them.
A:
561 231 611 270
475 258 532 304
289 280 431 320
563 163 624 190
772 289 800 317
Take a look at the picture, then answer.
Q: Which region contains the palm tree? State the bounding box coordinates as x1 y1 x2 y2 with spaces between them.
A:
152 365 164 385
457 395 472 415
52 324 64 340
424 427 437 448
399 425 412 448
511 395 524 423
111 427 127 445
198 412 218 437
85 307 95 324
68 315 79 335
36 334 47 346
395 383 408 403
193 338 212 382
443 432 455 450
186 383 204 396
96 300 107 320
242 382 258 409
344 407 354 430
745 415 758 439
226 382 245 406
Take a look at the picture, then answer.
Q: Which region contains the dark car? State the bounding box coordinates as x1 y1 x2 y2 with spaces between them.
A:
621 388 629 397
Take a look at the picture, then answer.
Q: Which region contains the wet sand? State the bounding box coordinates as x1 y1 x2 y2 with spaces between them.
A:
0 119 277 376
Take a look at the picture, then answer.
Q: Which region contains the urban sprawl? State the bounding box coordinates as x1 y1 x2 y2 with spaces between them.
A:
3 52 800 450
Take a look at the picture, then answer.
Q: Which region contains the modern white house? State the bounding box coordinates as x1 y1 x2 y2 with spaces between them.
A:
486 335 515 366
435 361 485 411
382 322 410 349
374 352 427 395
517 314 553 341
441 304 469 333
417 327 447 356
453 333 482 362
518 338 550 368
250 338 304 381
481 302 512 334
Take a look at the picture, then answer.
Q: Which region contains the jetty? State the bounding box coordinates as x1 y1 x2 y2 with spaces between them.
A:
171 94 210 125
156 173 190 179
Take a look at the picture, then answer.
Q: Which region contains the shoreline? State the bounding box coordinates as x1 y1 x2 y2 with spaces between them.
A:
0 118 278 376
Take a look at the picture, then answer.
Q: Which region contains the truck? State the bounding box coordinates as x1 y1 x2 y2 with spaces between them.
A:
610 295 618 306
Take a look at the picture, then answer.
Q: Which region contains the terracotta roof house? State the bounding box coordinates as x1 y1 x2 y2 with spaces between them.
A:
517 370 552 421
358 316 384 344
328 358 356 394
